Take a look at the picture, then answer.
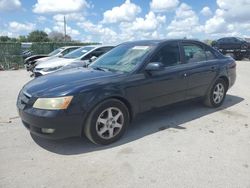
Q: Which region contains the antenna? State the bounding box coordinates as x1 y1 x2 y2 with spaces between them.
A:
64 15 67 41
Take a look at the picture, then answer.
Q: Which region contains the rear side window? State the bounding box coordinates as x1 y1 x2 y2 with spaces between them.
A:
183 44 206 63
151 42 181 67
205 48 216 60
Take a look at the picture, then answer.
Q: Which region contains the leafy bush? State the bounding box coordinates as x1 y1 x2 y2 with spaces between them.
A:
0 42 22 69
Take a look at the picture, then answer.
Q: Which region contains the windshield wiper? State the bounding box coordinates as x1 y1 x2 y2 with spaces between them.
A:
91 66 121 73
92 66 108 72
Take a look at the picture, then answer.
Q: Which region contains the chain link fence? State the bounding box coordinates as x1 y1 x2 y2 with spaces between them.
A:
0 42 96 70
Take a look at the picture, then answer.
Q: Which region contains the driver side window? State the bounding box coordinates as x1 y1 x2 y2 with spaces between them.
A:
150 42 181 67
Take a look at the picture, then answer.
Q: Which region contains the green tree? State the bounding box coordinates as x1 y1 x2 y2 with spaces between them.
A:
0 36 11 42
48 31 72 42
27 30 50 42
18 35 27 42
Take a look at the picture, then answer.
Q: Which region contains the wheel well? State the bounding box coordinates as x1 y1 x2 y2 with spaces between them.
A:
81 96 133 137
219 76 229 91
111 96 133 122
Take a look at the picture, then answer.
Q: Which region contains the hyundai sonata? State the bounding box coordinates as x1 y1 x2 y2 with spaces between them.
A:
17 39 236 145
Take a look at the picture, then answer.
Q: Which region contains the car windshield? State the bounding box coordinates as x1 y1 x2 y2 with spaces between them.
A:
90 44 154 73
48 48 63 56
63 46 95 59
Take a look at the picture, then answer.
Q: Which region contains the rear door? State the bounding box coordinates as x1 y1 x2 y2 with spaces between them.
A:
181 42 219 99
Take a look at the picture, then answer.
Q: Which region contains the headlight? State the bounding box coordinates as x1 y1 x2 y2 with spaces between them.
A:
42 66 63 72
33 96 73 110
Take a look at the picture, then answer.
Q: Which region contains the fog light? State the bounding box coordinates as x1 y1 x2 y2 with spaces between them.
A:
41 128 55 134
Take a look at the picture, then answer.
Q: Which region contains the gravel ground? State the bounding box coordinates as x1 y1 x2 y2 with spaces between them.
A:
0 61 250 188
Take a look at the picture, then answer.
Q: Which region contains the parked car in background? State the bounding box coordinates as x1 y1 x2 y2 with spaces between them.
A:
21 50 33 59
17 39 236 145
212 37 250 60
25 46 81 72
21 43 33 59
33 45 114 77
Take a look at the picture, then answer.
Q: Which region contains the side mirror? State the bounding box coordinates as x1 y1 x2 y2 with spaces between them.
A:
145 62 164 71
89 56 97 62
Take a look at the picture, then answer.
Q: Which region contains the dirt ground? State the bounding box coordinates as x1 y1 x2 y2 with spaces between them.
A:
0 61 250 188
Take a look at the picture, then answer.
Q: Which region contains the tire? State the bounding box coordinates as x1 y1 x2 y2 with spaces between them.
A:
235 56 243 61
204 79 227 108
84 99 129 145
241 43 248 49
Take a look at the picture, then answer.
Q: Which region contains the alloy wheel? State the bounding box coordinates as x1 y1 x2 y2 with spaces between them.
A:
96 107 124 139
213 83 225 104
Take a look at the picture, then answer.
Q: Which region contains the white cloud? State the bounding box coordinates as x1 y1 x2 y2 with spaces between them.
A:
130 11 165 31
51 13 83 37
119 11 166 41
167 3 203 38
53 13 85 22
0 0 21 11
44 27 51 33
217 0 250 22
33 0 89 14
102 0 141 23
8 21 35 32
77 10 166 43
77 21 118 43
204 9 227 34
53 22 80 37
204 0 250 35
0 30 15 37
200 6 212 16
150 0 179 12
37 16 47 23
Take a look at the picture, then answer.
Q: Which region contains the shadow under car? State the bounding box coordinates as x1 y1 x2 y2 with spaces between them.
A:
31 94 244 155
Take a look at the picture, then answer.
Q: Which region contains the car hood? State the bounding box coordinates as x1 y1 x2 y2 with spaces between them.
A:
23 67 122 97
35 57 74 68
36 56 56 63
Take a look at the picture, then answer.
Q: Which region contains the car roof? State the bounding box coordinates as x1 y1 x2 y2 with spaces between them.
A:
77 44 115 50
61 46 82 49
86 44 115 48
121 39 204 46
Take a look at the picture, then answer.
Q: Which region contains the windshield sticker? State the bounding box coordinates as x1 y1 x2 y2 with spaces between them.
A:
132 46 150 50
82 50 88 53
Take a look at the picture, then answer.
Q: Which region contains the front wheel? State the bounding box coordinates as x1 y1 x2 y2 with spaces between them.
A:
84 99 129 145
204 79 227 108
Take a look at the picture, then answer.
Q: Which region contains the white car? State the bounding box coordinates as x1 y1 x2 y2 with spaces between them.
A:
25 46 81 72
36 46 81 62
33 45 114 77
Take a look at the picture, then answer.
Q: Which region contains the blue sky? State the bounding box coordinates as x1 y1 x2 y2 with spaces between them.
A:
0 0 249 42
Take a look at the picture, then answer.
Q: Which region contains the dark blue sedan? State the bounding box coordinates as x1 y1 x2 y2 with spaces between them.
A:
17 39 236 145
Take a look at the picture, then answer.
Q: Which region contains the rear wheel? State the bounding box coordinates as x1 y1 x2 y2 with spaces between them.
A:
84 99 129 145
204 79 227 108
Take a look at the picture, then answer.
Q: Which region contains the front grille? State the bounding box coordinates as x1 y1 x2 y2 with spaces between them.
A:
21 91 31 105
34 68 43 71
34 72 42 77
18 91 33 110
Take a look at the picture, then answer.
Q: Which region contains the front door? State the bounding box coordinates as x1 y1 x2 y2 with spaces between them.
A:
131 42 188 112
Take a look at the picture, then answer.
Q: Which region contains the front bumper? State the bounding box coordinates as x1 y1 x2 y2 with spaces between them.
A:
18 109 83 139
17 91 85 139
